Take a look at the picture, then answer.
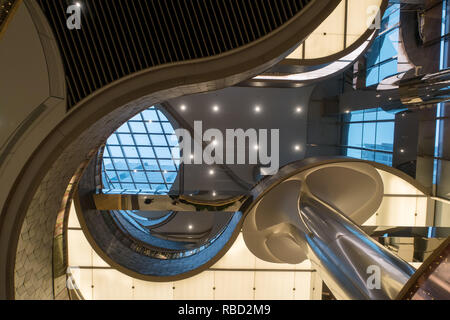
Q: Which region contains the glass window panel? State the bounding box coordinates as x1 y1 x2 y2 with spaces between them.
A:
134 135 150 145
121 183 136 190
126 159 141 170
154 147 172 159
138 147 155 158
383 4 400 19
151 135 168 146
364 109 378 121
157 111 169 121
141 109 159 121
142 159 159 170
376 122 395 151
132 172 147 183
116 123 130 133
103 158 114 170
164 172 177 184
346 148 362 159
123 147 139 158
381 8 400 32
108 146 123 158
347 123 363 148
375 152 392 166
146 122 164 134
159 160 176 171
366 66 380 87
378 59 398 82
363 123 376 149
129 122 147 133
362 150 375 162
162 123 175 134
112 158 128 170
117 171 133 183
117 134 134 145
350 110 364 122
377 108 396 121
106 170 118 182
107 134 119 145
366 37 381 67
102 106 179 194
147 172 164 183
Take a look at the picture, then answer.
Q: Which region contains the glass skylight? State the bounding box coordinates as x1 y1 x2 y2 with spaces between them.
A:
102 106 180 194
366 3 401 87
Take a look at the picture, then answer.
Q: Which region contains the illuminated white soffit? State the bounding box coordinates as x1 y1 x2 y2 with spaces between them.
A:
254 32 374 82
287 0 384 60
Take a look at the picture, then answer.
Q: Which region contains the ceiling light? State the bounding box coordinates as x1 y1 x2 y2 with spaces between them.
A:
254 144 259 150
212 191 217 197
296 107 303 113
400 149 405 153
345 110 351 114
209 169 215 176
76 2 81 7
180 105 186 111
213 105 220 113
254 106 261 113
188 225 193 230
294 145 301 152
190 154 194 159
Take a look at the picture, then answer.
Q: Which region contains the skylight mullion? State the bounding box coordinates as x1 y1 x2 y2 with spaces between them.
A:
155 107 174 191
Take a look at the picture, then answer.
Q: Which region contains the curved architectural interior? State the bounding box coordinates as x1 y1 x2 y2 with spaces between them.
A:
0 0 449 302
242 161 414 300
287 0 385 61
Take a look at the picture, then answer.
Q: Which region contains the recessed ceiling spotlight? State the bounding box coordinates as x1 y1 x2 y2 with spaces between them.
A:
190 154 194 159
212 139 218 146
254 144 259 150
345 110 351 114
254 106 261 113
180 105 187 111
389 97 393 101
213 105 220 113
294 145 301 152
376 94 381 98
296 107 303 113
76 2 81 7
400 149 405 153
212 191 217 197
209 169 215 176
188 225 193 230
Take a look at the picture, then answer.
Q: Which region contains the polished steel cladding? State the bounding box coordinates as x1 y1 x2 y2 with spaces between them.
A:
243 159 424 300
299 192 416 300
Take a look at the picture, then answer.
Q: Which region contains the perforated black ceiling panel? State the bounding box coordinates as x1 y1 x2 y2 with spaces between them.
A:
37 0 313 108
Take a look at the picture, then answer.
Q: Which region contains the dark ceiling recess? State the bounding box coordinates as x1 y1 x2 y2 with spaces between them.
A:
37 0 312 109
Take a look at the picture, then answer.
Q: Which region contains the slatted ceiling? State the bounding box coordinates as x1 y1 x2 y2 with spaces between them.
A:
37 0 312 109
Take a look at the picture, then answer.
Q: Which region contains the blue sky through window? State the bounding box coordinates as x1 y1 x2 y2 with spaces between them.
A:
102 106 180 194
343 108 395 166
366 3 400 87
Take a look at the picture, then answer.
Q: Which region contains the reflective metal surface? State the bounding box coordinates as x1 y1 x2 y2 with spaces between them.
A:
298 192 416 300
